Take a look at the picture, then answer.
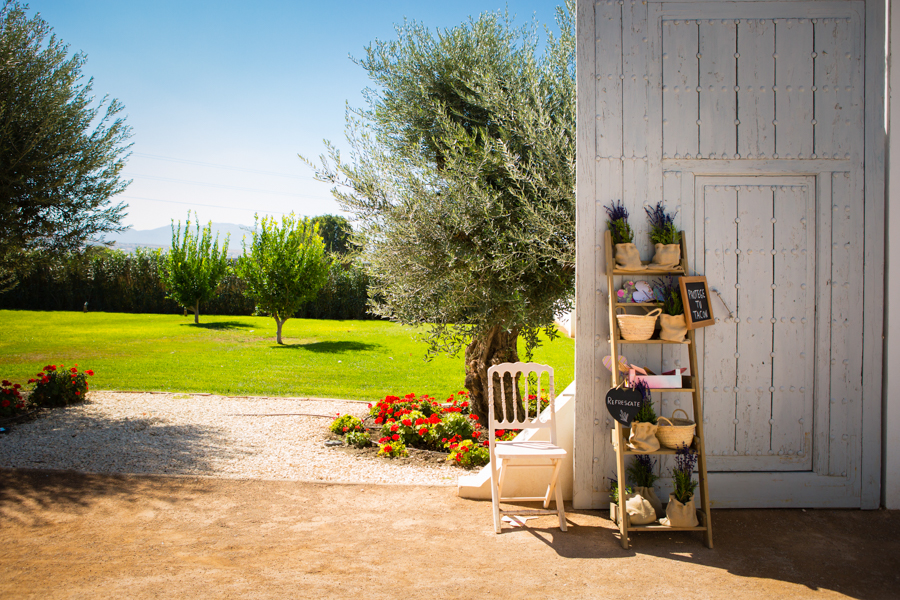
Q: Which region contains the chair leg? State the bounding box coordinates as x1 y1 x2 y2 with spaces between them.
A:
490 458 502 534
544 460 562 508
553 461 567 532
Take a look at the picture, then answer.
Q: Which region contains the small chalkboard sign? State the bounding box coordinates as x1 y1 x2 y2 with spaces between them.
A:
605 386 644 426
679 276 715 329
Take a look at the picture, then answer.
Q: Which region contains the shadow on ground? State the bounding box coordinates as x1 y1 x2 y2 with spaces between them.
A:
180 321 253 331
1 472 897 599
273 340 381 353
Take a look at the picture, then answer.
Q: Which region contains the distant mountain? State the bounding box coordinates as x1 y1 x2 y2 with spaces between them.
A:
108 223 253 258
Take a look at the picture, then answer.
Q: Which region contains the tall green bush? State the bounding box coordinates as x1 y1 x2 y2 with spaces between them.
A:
0 248 373 320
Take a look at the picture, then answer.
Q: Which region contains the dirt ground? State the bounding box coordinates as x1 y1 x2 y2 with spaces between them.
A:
1 469 898 600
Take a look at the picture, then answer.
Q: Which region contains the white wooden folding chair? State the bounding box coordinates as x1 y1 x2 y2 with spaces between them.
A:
487 362 567 533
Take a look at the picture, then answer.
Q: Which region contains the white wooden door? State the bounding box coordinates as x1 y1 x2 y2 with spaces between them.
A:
700 177 816 472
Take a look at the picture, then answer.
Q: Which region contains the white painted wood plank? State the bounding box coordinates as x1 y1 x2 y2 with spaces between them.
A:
595 2 623 159
572 0 597 510
828 172 862 480
708 471 859 509
774 18 814 158
699 183 739 467
814 18 849 159
771 183 815 468
737 18 775 158
861 0 885 510
699 20 737 159
662 19 699 159
735 185 775 458
813 171 833 476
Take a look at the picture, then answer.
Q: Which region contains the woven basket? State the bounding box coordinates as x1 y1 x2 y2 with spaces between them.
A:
616 307 661 341
656 408 696 449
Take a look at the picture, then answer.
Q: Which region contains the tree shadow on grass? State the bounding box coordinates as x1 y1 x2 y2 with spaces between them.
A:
274 341 382 353
180 321 253 331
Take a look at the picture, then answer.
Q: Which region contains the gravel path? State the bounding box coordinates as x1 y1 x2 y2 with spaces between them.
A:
0 391 463 486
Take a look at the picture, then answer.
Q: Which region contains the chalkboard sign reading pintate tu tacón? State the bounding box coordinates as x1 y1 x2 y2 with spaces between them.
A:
678 275 715 329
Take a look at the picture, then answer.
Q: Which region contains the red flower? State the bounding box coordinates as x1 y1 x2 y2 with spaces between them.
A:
470 414 478 420
1 399 8 408
70 367 78 373
85 370 94 376
378 437 389 443
13 383 20 389
495 430 505 437
392 434 399 441
472 431 481 438
75 391 80 396
461 401 469 408
415 418 425 426
390 424 398 432
375 418 383 424
402 419 411 427
342 426 348 432
1 380 9 386
418 428 427 436
27 379 35 384
41 376 49 384
384 445 393 453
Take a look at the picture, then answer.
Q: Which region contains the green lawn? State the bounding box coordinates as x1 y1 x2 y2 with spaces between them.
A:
0 311 574 402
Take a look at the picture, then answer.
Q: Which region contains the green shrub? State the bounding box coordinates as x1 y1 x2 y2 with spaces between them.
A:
28 364 93 408
0 379 30 418
330 414 364 435
346 430 371 448
447 440 489 468
377 440 408 458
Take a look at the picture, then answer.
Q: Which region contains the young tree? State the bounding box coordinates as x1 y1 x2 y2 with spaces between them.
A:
237 214 330 344
306 3 575 423
0 1 132 291
310 214 353 255
161 213 230 324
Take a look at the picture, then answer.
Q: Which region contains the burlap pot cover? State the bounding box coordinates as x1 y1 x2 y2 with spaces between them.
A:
661 494 699 528
649 243 681 269
615 243 645 270
659 313 687 342
624 492 657 525
634 485 664 518
627 421 660 452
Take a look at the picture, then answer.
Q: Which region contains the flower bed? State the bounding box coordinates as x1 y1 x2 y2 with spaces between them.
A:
330 390 551 469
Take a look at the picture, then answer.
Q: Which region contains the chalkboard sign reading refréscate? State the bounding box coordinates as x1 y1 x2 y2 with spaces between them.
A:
678 276 715 329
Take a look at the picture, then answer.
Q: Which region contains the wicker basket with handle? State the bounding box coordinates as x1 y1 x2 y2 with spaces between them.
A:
656 408 696 449
615 307 661 341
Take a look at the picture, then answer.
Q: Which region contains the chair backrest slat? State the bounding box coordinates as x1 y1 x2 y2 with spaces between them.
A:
487 362 556 445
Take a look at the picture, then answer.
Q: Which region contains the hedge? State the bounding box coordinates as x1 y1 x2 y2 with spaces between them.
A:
0 247 374 320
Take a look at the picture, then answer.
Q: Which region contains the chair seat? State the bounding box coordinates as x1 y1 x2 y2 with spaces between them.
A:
494 440 567 459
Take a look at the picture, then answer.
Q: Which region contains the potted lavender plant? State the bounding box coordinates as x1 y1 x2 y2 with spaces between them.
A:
626 454 663 518
606 200 643 270
657 279 687 342
627 380 660 452
661 445 700 528
645 201 681 269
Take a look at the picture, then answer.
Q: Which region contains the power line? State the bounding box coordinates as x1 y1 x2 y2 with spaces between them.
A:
123 172 335 200
118 195 290 215
131 152 320 181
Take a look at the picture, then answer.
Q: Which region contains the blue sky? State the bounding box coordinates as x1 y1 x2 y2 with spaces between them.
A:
28 1 563 231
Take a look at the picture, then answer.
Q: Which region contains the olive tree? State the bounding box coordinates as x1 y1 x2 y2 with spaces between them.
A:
0 1 132 291
161 213 230 324
306 3 575 423
237 214 330 344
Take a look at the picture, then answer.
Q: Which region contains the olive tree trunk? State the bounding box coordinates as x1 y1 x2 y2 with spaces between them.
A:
192 300 199 324
464 325 521 425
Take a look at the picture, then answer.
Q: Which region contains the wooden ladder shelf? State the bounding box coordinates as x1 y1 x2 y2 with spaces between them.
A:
605 230 714 549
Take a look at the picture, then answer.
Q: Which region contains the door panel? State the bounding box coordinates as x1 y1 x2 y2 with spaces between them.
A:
700 177 815 471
